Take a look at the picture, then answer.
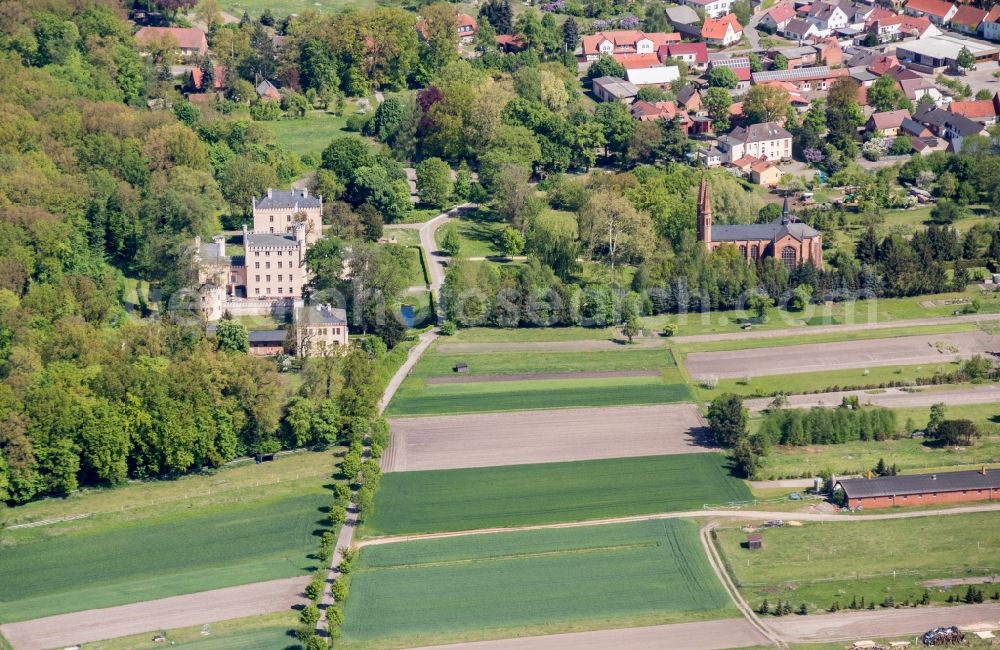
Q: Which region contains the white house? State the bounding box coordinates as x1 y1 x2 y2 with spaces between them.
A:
717 122 793 163
702 14 744 46
783 18 821 40
679 0 735 19
982 6 1000 41
805 1 852 36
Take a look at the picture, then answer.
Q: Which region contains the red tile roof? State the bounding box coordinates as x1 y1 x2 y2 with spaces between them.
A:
190 65 226 91
948 93 1000 119
135 26 208 54
868 109 910 130
987 6 1000 23
904 0 955 17
615 53 666 68
665 42 709 63
867 54 900 75
768 3 797 23
702 13 743 40
581 31 679 56
951 4 986 28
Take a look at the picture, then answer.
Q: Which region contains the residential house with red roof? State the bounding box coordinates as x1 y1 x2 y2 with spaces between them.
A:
663 42 709 69
984 6 1000 41
750 158 783 186
760 3 797 31
188 64 226 93
579 31 679 62
951 5 987 34
903 0 957 25
418 12 478 44
702 14 744 46
135 26 208 59
750 66 850 91
630 100 693 132
948 92 1000 124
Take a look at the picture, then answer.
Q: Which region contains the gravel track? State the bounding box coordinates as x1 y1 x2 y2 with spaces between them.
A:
745 384 1000 412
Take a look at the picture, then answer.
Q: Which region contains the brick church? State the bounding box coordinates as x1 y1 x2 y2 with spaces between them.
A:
697 176 823 269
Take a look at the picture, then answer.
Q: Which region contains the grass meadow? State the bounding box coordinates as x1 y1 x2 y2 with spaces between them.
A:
264 110 352 159
361 453 750 537
715 512 1000 612
341 519 734 648
80 612 298 650
386 370 691 416
408 347 673 378
0 451 337 622
435 214 505 258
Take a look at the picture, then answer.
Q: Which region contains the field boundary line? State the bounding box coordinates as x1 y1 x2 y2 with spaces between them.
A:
7 513 92 530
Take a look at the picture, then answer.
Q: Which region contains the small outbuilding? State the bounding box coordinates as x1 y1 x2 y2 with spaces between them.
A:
454 362 469 373
746 533 763 550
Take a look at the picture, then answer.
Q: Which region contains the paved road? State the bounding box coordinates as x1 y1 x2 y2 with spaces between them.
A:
412 618 770 650
670 312 1000 344
746 384 1000 412
0 577 309 650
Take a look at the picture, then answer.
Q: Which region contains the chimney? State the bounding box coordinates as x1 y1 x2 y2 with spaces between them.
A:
267 188 273 199
302 187 308 198
194 234 202 251
931 474 937 480
982 466 988 476
242 222 249 242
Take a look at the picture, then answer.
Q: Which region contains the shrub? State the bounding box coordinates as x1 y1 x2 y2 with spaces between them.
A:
440 320 457 335
662 323 678 337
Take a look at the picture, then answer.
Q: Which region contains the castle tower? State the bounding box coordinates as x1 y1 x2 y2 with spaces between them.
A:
697 174 712 249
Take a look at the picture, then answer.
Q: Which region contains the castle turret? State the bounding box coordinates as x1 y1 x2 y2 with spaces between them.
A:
697 174 712 249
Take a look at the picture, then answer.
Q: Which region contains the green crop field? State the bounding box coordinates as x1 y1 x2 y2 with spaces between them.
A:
386 371 691 416
715 512 1000 612
676 322 980 353
445 326 616 342
0 452 338 622
341 519 734 648
219 0 379 19
409 347 673 379
362 453 750 536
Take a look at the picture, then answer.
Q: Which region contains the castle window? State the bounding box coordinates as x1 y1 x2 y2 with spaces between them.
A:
739 245 747 258
266 262 270 269
278 275 283 281
267 288 271 295
780 246 797 268
255 288 260 295
266 275 271 282
750 244 759 260
255 275 260 282
255 262 259 269
270 215 274 222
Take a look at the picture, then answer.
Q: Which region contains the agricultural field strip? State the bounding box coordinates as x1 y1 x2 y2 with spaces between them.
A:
384 404 709 472
356 503 1000 548
670 312 1000 345
684 331 999 380
744 384 1000 412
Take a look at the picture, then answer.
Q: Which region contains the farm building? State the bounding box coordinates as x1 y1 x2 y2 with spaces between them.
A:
836 468 1000 509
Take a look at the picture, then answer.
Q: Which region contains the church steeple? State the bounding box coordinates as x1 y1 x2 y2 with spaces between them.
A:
697 174 712 249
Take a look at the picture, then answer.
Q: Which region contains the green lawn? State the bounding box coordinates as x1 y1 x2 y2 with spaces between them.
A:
361 453 751 537
691 362 964 401
676 322 980 353
716 512 1000 612
387 370 691 416
409 346 673 378
643 287 1000 338
445 326 616 342
264 110 352 160
220 0 378 19
435 213 505 258
403 245 427 287
82 612 298 650
0 452 338 622
341 519 734 649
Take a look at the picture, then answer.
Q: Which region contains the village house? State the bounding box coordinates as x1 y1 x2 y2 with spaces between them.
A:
592 76 639 103
296 304 349 356
625 66 681 87
903 0 957 25
663 42 710 69
782 18 822 41
708 57 752 89
678 0 736 19
948 91 1000 124
865 9 939 42
631 99 691 129
677 85 704 113
805 0 853 36
950 5 987 35
666 5 701 30
984 7 1000 42
772 45 820 68
716 121 793 162
702 14 744 46
866 109 911 136
760 3 797 32
188 64 227 93
135 26 208 59
418 12 478 44
750 159 783 185
579 30 679 62
751 66 850 91
699 180 823 268
256 79 281 102
836 468 999 509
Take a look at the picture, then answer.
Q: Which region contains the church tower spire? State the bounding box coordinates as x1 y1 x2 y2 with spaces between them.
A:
697 173 712 249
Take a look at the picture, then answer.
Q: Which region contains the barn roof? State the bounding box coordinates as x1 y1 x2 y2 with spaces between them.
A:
838 469 1000 498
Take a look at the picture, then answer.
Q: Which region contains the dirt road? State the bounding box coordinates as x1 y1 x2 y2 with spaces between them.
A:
685 332 998 380
745 384 1000 412
382 403 710 472
770 602 1000 642
411 618 769 650
0 577 308 650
